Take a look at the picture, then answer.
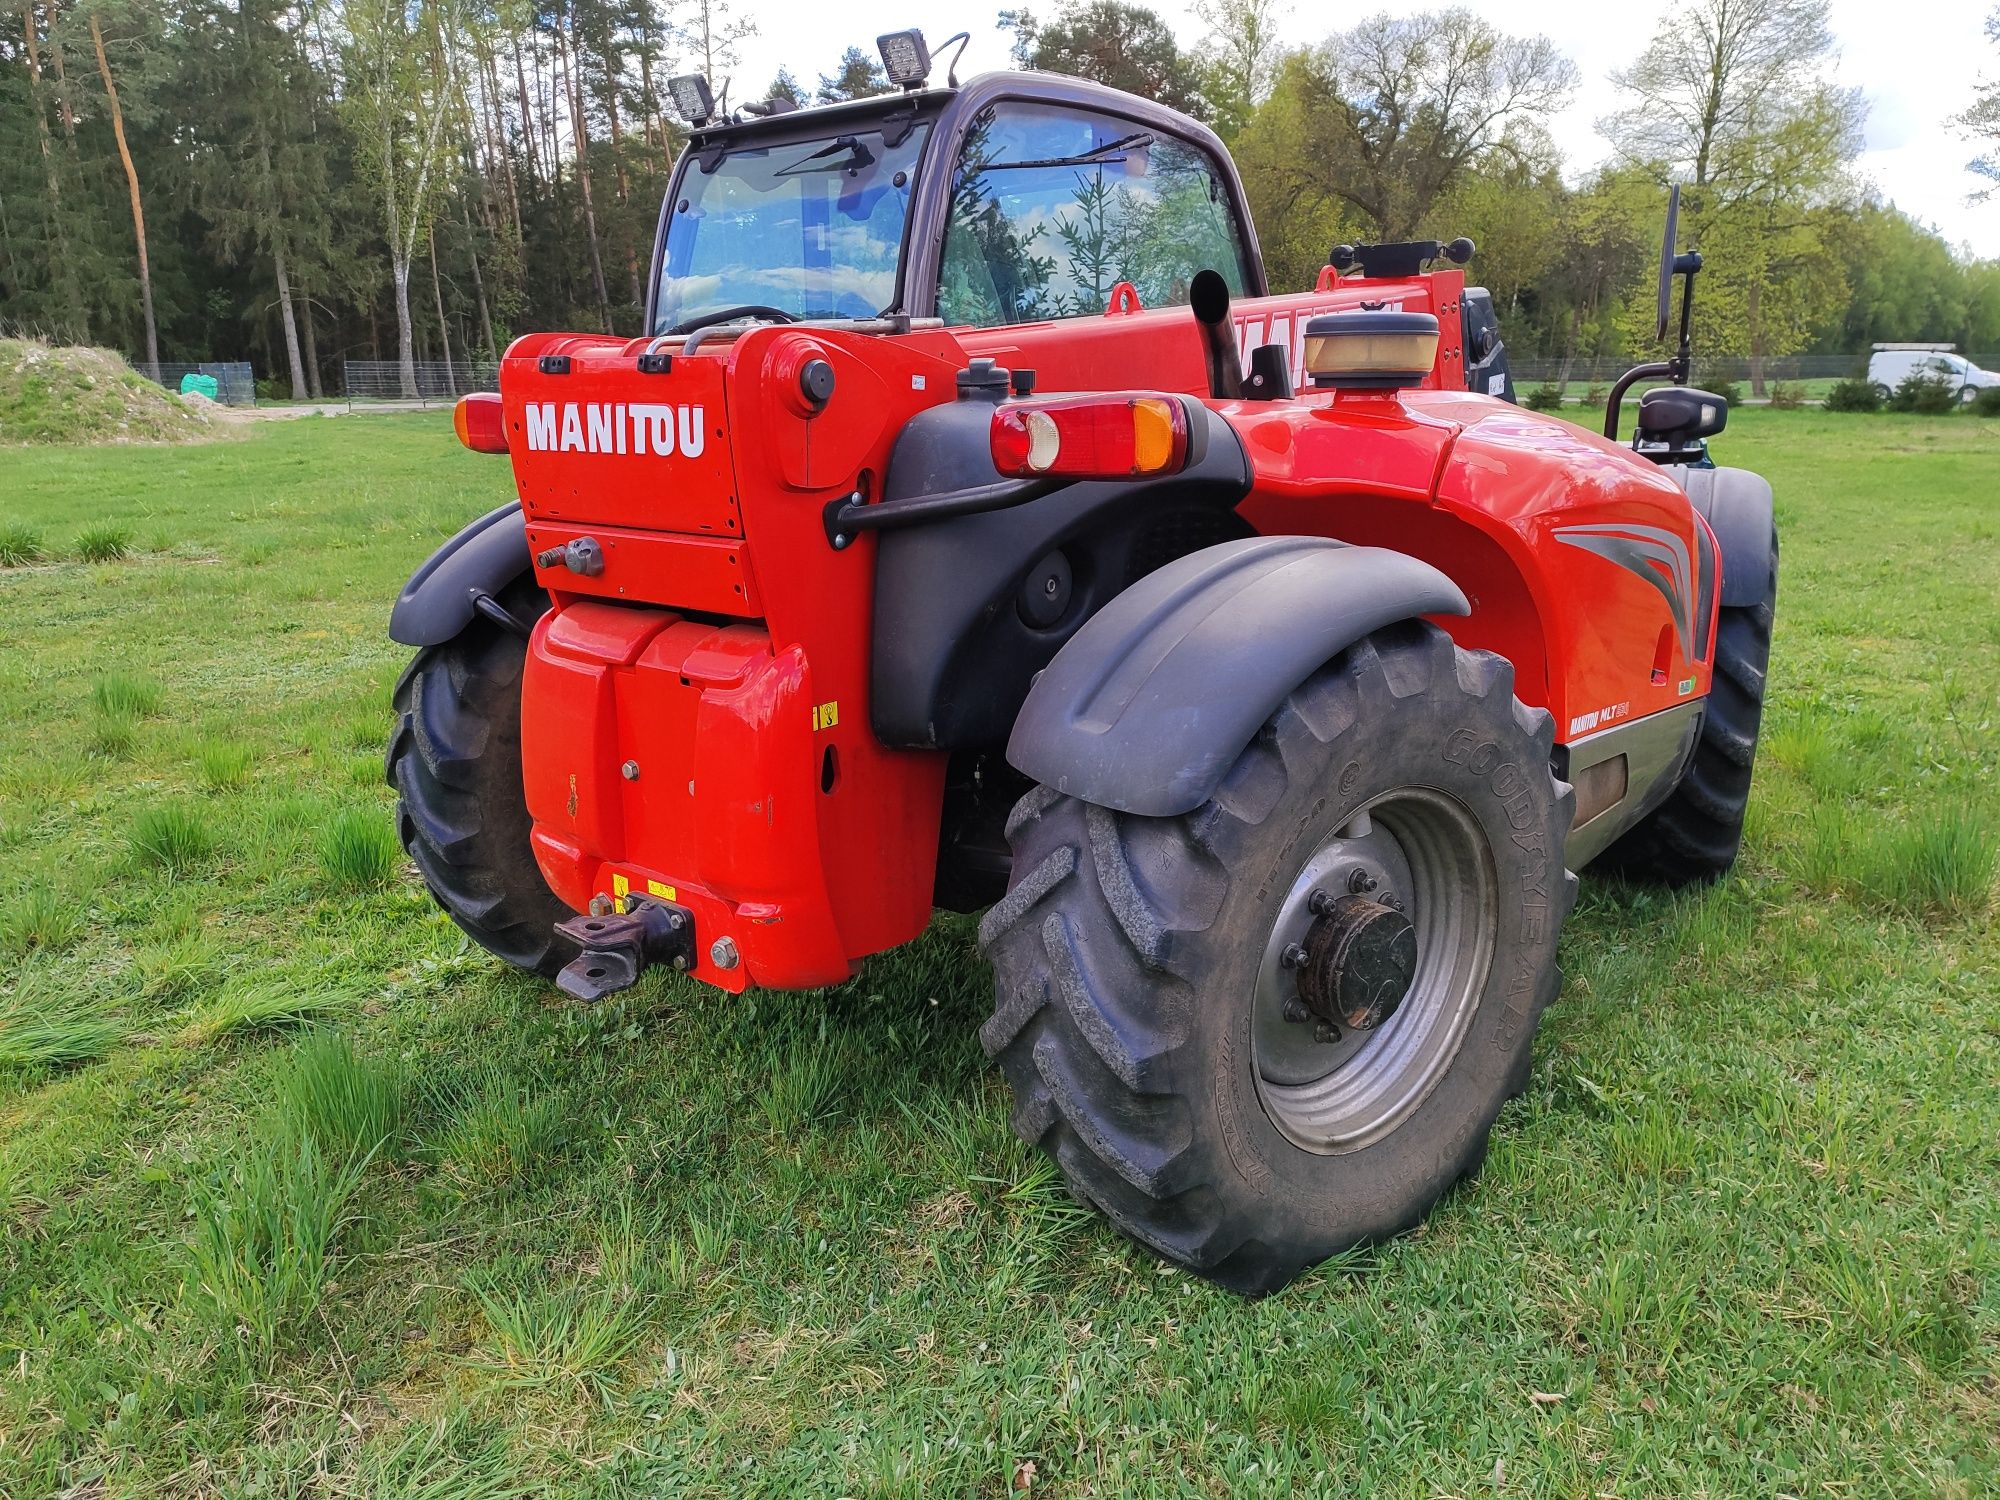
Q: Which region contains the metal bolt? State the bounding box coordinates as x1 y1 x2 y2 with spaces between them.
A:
668 912 684 930
1381 893 1404 912
1282 997 1310 1024
1280 942 1309 970
621 759 640 781
1307 887 1336 916
589 894 613 917
1314 1021 1342 1045
710 936 740 970
670 954 689 971
1347 868 1378 894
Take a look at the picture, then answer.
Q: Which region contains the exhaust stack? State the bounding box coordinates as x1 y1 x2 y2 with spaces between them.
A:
1190 269 1244 401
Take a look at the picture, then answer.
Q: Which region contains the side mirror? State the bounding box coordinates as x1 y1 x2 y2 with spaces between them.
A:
1636 385 1728 444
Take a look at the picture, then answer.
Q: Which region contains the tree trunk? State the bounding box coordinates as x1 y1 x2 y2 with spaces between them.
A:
273 241 307 399
510 32 540 192
299 279 323 397
21 2 86 338
392 252 417 397
463 202 497 358
90 13 158 378
558 26 612 331
429 221 455 389
1747 278 1766 398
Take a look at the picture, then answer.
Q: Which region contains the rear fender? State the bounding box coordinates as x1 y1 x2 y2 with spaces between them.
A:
1672 466 1774 608
388 502 532 647
1007 536 1470 818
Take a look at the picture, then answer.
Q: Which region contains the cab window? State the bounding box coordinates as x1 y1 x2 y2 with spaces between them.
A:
939 102 1250 327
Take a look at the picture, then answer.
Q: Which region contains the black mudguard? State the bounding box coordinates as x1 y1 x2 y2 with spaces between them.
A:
388 502 532 647
1673 466 1774 607
1006 535 1470 818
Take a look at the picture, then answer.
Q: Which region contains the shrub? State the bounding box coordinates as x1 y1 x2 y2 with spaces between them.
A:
1765 381 1804 410
1971 386 2000 417
1706 378 1743 406
0 524 43 566
1522 384 1566 411
1824 378 1882 413
1889 370 1955 415
1580 384 1606 409
73 524 134 562
129 803 214 874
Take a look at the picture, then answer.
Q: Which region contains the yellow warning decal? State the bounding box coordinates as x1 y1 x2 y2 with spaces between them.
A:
647 879 676 901
812 701 839 731
611 872 630 911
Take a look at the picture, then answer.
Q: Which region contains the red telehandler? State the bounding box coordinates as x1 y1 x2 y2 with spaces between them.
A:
387 39 1775 1293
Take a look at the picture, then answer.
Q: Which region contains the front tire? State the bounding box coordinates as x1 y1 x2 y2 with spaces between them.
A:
978 623 1577 1295
385 579 571 974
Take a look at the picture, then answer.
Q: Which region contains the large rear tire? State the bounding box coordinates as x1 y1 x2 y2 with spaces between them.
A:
1597 524 1777 885
385 579 571 975
978 623 1577 1295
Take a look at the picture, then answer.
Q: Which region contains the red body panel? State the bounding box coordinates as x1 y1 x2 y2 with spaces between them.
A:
497 266 1715 990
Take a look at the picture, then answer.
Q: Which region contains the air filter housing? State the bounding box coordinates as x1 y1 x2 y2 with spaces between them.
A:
1303 311 1440 391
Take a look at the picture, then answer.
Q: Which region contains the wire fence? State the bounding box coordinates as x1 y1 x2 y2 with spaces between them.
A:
139 361 257 407
338 352 1999 403
1511 352 2000 387
340 359 499 405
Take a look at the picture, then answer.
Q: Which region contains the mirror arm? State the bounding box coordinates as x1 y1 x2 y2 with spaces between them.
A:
1603 361 1675 441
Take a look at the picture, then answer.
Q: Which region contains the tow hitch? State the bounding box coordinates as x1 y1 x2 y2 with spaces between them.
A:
554 896 696 1001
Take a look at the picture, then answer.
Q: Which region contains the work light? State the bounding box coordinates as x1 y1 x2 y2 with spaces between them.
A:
668 74 714 126
876 29 931 88
1301 312 1440 391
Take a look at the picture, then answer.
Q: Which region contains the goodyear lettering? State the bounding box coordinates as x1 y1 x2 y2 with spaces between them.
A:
522 401 707 459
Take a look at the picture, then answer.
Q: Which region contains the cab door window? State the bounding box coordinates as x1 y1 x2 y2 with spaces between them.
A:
939 102 1250 327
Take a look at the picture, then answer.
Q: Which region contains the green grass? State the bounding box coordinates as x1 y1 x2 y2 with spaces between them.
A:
72 522 135 562
92 670 163 719
319 805 401 888
0 410 1994 1495
0 522 44 565
127 801 214 873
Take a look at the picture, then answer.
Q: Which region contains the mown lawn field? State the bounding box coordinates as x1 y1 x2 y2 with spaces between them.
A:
1 408 1995 1497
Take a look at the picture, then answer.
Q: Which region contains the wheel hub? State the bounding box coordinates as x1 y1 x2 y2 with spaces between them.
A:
1295 893 1417 1033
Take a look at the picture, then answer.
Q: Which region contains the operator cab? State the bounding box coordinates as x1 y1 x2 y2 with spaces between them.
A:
645 39 1266 337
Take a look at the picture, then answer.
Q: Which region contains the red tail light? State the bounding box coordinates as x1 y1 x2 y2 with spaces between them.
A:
990 394 1190 480
454 392 508 453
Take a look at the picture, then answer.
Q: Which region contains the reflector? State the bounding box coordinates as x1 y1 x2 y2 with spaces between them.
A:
668 74 714 125
876 29 930 87
991 394 1189 480
454 392 508 454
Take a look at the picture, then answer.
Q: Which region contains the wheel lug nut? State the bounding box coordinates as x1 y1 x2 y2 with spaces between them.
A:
1282 997 1310 1024
1307 887 1336 916
1347 868 1377 894
1381 894 1404 912
1313 1021 1342 1045
1280 942 1309 970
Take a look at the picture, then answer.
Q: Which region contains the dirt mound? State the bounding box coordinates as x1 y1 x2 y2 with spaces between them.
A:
0 339 216 445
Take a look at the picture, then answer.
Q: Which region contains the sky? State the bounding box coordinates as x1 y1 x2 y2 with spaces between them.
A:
723 0 1999 254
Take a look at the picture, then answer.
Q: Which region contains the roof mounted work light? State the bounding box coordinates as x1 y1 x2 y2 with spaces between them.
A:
876 29 931 89
1302 312 1440 392
668 74 714 126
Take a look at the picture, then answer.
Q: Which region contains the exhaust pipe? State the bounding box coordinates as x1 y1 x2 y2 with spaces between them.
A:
1190 269 1244 401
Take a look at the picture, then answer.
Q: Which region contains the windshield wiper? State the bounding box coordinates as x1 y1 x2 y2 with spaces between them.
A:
775 135 877 177
979 131 1154 173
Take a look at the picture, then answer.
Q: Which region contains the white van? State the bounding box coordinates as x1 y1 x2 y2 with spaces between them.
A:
1868 344 1999 405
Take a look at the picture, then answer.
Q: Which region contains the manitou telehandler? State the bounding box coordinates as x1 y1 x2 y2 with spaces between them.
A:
385 35 1776 1294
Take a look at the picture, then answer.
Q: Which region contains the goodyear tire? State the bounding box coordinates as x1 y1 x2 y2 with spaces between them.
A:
385 578 571 974
1597 524 1777 885
978 622 1577 1295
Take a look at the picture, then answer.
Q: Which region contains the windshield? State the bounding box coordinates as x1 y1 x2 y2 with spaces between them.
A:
654 124 931 333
